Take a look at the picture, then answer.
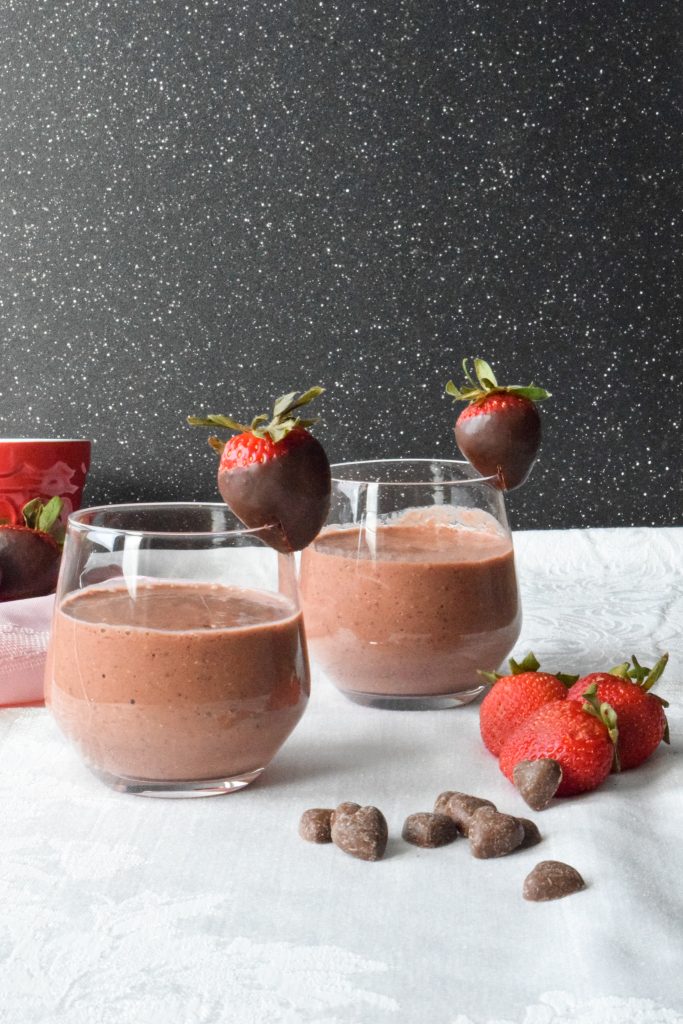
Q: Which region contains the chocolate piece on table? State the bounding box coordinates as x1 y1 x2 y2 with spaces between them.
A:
513 758 563 811
523 860 586 902
330 803 388 862
402 812 459 848
299 808 334 844
517 817 542 848
442 792 497 836
468 806 525 859
330 802 361 824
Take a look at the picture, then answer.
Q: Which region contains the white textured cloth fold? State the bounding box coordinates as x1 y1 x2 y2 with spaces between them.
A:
1 528 682 1023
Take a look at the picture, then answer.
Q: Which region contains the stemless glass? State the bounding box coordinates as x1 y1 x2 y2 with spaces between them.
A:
45 503 310 796
300 459 521 710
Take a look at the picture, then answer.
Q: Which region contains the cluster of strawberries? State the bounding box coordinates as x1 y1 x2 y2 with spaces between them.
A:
479 652 670 796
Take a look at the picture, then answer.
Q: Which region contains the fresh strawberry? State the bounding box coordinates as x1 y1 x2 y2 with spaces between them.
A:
0 497 65 602
445 358 551 489
479 651 576 756
188 387 331 553
498 688 618 796
566 655 670 770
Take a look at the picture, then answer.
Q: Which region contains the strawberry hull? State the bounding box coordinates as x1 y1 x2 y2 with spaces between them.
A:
218 436 331 553
0 528 61 602
455 399 541 490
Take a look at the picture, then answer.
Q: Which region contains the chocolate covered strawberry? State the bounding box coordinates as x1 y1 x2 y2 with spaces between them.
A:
188 387 331 553
566 655 670 770
0 497 65 602
498 686 619 796
446 358 551 489
479 652 577 756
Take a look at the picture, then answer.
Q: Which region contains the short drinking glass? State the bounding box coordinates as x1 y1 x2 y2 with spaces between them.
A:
300 459 521 709
45 503 310 795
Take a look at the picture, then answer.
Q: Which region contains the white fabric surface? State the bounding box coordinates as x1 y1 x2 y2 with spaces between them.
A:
1 527 682 1024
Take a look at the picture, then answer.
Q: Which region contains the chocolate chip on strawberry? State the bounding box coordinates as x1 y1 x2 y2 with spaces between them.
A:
438 792 496 836
468 806 525 858
188 387 331 553
523 860 586 902
513 758 563 811
0 497 65 602
402 812 459 848
299 808 334 844
499 695 618 797
330 803 388 862
446 358 551 490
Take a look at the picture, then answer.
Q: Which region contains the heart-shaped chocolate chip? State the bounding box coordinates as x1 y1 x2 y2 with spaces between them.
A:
331 804 388 862
441 792 497 836
523 860 586 901
402 812 459 848
513 759 563 811
517 817 542 848
299 808 333 844
468 806 525 858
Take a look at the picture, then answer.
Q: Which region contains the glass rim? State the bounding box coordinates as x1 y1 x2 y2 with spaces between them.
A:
329 458 499 487
0 437 90 444
67 501 263 539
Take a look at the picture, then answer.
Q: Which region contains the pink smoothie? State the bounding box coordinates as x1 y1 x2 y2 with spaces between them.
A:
300 517 520 697
46 581 309 782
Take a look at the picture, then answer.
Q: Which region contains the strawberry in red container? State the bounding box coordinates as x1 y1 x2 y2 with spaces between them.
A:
0 497 65 602
188 387 331 553
498 685 619 796
566 654 670 770
446 358 551 489
479 651 577 756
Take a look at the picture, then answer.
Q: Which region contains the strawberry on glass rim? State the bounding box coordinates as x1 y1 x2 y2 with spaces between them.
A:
188 387 331 553
446 357 551 490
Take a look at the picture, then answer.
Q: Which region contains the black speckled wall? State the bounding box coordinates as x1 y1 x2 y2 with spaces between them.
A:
0 1 680 529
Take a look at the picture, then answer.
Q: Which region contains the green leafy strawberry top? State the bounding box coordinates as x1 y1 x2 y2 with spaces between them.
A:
446 358 551 404
478 650 579 687
0 496 66 547
188 386 325 450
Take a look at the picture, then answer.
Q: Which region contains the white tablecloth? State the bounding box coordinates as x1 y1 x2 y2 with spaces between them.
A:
1 527 682 1024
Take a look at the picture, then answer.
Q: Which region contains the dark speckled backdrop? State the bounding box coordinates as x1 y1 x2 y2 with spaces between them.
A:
0 1 680 528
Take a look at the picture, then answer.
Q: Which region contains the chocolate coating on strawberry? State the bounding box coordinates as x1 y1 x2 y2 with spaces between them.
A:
218 430 331 553
446 358 550 490
189 387 331 553
0 497 65 602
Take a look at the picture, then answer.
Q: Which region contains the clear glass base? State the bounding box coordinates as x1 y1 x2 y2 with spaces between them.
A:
90 765 265 797
339 684 486 711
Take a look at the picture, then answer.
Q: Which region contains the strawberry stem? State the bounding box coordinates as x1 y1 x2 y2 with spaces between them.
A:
582 683 620 772
20 497 65 548
188 386 325 447
445 357 551 405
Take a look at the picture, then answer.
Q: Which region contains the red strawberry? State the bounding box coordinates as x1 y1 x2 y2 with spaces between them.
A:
446 358 551 490
567 655 669 770
188 387 331 553
499 689 618 796
0 497 65 602
479 651 576 756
